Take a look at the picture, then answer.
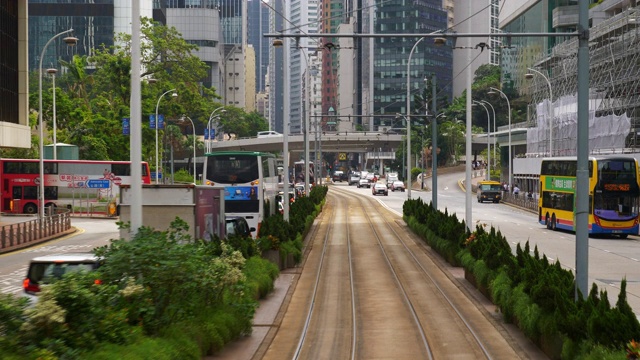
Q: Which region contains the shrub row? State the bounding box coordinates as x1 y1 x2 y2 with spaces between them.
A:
257 185 328 266
0 218 279 359
403 198 640 359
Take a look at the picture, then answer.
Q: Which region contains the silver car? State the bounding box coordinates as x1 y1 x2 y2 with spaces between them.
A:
391 180 406 192
23 252 103 305
357 178 371 188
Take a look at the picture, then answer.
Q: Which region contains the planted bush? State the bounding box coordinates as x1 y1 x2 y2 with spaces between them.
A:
403 198 640 358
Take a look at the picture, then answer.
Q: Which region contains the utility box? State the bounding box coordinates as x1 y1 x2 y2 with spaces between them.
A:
118 184 224 241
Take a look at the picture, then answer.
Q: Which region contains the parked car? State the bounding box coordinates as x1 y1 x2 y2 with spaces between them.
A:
357 178 371 188
332 170 344 182
348 172 361 186
390 180 406 192
372 182 389 196
23 252 103 305
226 216 255 238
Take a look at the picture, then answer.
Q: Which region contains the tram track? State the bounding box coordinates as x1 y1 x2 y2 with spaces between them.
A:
261 187 530 359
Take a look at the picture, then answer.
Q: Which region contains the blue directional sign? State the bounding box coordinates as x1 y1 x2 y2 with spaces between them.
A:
87 179 111 189
122 118 130 135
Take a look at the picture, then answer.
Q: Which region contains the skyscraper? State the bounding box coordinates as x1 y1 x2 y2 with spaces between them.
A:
374 0 452 123
28 0 153 72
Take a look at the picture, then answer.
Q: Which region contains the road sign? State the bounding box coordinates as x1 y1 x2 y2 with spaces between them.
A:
151 172 163 180
86 179 111 189
339 152 347 161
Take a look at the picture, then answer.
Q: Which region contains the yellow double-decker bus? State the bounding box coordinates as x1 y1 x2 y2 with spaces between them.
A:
538 156 640 238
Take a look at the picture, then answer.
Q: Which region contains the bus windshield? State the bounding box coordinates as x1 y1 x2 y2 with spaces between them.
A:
206 154 260 184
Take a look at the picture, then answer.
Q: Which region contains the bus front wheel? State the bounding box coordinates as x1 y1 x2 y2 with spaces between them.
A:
23 203 37 214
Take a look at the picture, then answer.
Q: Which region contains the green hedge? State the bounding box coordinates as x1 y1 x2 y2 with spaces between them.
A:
403 198 640 359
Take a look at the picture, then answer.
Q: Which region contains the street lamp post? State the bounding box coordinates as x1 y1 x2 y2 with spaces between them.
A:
299 46 311 195
480 100 496 170
180 115 197 184
405 37 427 199
525 67 554 155
473 100 491 180
154 89 177 184
47 68 58 160
207 107 226 152
489 87 512 189
38 29 77 219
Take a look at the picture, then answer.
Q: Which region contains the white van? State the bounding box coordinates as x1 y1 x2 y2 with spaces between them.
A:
257 131 282 138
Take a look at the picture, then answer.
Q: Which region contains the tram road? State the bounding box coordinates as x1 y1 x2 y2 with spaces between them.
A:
261 192 355 359
262 186 530 359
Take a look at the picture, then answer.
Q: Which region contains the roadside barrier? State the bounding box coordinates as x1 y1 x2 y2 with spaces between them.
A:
0 211 73 254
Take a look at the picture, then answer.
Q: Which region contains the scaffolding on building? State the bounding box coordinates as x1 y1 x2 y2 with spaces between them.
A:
525 6 640 156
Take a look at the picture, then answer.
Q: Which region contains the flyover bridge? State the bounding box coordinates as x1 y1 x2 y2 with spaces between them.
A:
205 131 495 169
208 131 403 168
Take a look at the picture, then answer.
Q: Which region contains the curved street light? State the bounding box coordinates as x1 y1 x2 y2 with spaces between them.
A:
480 100 496 171
207 107 227 152
154 89 178 183
473 100 491 180
38 29 77 219
525 67 554 155
489 87 512 189
180 115 197 184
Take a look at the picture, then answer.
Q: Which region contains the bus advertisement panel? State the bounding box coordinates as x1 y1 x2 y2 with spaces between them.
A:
0 159 151 215
203 151 278 238
538 156 640 238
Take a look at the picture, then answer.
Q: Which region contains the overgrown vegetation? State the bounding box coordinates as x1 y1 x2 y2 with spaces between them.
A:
403 197 640 359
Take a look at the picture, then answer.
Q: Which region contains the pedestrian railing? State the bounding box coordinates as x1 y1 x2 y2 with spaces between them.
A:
0 211 72 254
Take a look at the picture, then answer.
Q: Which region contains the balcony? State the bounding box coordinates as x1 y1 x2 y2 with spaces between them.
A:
553 6 579 29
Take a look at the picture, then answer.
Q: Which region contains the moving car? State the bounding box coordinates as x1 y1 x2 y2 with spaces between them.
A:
476 180 503 203
257 131 282 138
386 173 399 188
357 178 371 188
226 216 255 238
332 170 344 182
390 180 406 192
348 172 361 186
372 182 389 196
23 252 103 305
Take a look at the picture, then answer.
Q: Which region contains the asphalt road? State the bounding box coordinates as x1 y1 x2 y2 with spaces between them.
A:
0 217 119 297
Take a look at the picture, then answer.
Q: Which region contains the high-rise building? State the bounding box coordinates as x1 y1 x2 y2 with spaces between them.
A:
247 0 270 93
374 0 452 124
451 1 500 97
499 0 640 156
288 0 319 135
28 0 153 72
318 0 342 131
268 0 285 133
1 1 30 149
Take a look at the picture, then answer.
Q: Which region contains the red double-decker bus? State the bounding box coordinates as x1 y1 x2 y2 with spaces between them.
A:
0 159 151 215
